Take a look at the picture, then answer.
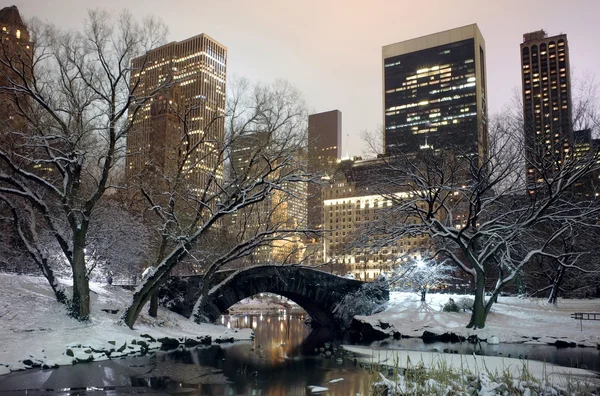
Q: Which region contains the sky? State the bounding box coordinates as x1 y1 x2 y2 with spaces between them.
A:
11 0 600 157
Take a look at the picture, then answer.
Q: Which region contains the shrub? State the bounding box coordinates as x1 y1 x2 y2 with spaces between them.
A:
457 297 473 312
442 298 459 312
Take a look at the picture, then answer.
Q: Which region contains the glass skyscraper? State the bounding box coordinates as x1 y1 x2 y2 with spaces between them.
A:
382 24 488 162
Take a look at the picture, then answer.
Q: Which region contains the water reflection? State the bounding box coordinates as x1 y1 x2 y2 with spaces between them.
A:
145 313 370 395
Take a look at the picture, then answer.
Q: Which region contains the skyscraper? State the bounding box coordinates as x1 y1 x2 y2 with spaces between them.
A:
0 6 31 132
307 110 342 230
126 34 227 193
382 24 488 161
228 131 308 265
520 30 572 192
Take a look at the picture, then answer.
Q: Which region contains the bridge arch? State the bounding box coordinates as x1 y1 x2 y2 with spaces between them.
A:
159 265 388 331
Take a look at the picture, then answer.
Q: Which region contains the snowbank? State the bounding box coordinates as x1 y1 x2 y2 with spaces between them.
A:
356 292 600 347
344 345 597 380
0 274 252 375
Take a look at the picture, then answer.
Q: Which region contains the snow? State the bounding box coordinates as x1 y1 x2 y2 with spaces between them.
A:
344 345 598 383
0 274 252 375
357 292 600 347
328 378 344 383
307 385 329 393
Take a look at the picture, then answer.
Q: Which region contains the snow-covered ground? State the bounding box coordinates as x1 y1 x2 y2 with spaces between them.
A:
345 345 596 380
358 292 600 347
345 345 599 395
0 274 252 376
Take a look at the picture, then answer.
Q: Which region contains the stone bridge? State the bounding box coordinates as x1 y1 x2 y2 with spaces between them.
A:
158 265 389 331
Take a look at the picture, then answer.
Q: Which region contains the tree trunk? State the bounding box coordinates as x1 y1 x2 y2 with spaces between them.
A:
193 265 221 322
148 293 158 317
70 228 90 320
467 272 487 329
122 244 189 328
548 265 566 306
42 260 67 304
420 290 426 302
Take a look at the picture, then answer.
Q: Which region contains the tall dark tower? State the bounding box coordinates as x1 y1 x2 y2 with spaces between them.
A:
307 110 341 231
0 6 32 132
520 30 572 193
382 24 488 163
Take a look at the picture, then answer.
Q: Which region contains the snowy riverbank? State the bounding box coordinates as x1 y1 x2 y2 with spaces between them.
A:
344 345 599 395
356 292 600 348
0 274 252 376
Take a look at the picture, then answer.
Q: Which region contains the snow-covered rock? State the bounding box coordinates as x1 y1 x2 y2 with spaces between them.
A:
307 385 329 393
0 273 252 376
487 335 500 344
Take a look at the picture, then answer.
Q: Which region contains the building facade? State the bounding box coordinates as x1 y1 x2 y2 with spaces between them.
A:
0 6 31 134
322 158 430 280
382 24 488 162
126 34 227 194
307 110 342 230
228 131 308 266
520 30 572 193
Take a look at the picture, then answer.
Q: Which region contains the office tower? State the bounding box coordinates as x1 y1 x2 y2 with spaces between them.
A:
126 34 227 193
382 24 488 161
0 6 31 131
228 131 307 265
520 30 572 192
307 110 342 230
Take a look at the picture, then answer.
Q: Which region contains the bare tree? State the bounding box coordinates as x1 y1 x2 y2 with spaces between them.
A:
0 11 168 319
85 198 153 283
120 78 316 328
390 256 455 302
525 221 600 304
358 115 600 328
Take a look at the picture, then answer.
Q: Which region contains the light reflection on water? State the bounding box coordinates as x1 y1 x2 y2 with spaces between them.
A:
152 313 371 395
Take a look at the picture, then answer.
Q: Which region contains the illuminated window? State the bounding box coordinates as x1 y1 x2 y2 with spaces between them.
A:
16 30 20 39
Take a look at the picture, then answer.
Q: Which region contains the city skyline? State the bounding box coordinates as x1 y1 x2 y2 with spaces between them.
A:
10 0 600 158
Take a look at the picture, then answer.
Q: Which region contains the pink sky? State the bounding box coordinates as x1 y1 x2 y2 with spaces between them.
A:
13 0 599 156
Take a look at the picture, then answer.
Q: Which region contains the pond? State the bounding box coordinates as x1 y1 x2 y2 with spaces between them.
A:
0 311 598 394
0 313 372 395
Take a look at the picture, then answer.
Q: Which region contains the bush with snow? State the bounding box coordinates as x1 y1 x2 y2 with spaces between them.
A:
457 297 473 312
332 278 388 330
442 298 459 313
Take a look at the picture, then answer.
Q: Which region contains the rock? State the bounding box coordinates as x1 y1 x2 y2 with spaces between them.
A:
137 340 148 350
75 355 94 363
325 351 332 358
157 337 180 347
117 343 127 353
487 336 500 345
83 349 92 354
184 338 200 347
140 334 156 343
335 358 343 364
107 341 116 345
131 339 137 345
554 340 576 348
65 349 74 357
378 321 390 330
